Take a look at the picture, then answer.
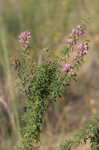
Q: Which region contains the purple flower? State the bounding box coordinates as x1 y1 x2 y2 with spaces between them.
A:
19 31 31 40
78 42 89 56
72 25 85 36
67 38 76 46
72 29 79 35
18 31 32 50
61 63 72 72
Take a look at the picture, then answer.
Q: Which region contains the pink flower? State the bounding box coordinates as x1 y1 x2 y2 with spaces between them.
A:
67 38 76 46
18 31 32 50
78 42 89 56
61 63 72 72
72 25 85 36
19 31 31 40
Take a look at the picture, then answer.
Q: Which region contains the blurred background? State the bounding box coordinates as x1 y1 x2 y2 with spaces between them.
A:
0 0 99 150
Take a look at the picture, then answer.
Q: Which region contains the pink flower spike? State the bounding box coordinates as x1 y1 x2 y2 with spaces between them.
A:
78 42 89 56
72 28 78 35
18 31 32 50
61 63 72 72
72 25 85 36
67 38 76 46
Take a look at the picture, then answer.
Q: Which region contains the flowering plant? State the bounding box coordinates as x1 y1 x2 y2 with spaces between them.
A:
60 117 99 150
13 25 89 150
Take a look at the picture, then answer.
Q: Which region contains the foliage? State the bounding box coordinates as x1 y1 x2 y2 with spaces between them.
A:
13 25 89 150
60 117 99 150
60 140 76 150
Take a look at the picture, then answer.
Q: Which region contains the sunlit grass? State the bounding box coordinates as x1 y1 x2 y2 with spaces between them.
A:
0 9 21 150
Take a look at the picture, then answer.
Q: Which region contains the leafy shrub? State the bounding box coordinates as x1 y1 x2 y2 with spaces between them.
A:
60 117 99 150
13 25 89 150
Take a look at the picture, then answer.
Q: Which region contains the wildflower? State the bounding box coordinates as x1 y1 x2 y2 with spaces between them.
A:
67 38 76 46
78 42 89 56
18 31 32 50
72 25 85 37
61 63 72 72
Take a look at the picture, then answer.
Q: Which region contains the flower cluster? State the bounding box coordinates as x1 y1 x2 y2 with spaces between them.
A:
78 42 89 56
62 63 72 72
72 25 85 37
62 25 89 73
18 31 32 50
67 25 85 47
67 38 76 46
